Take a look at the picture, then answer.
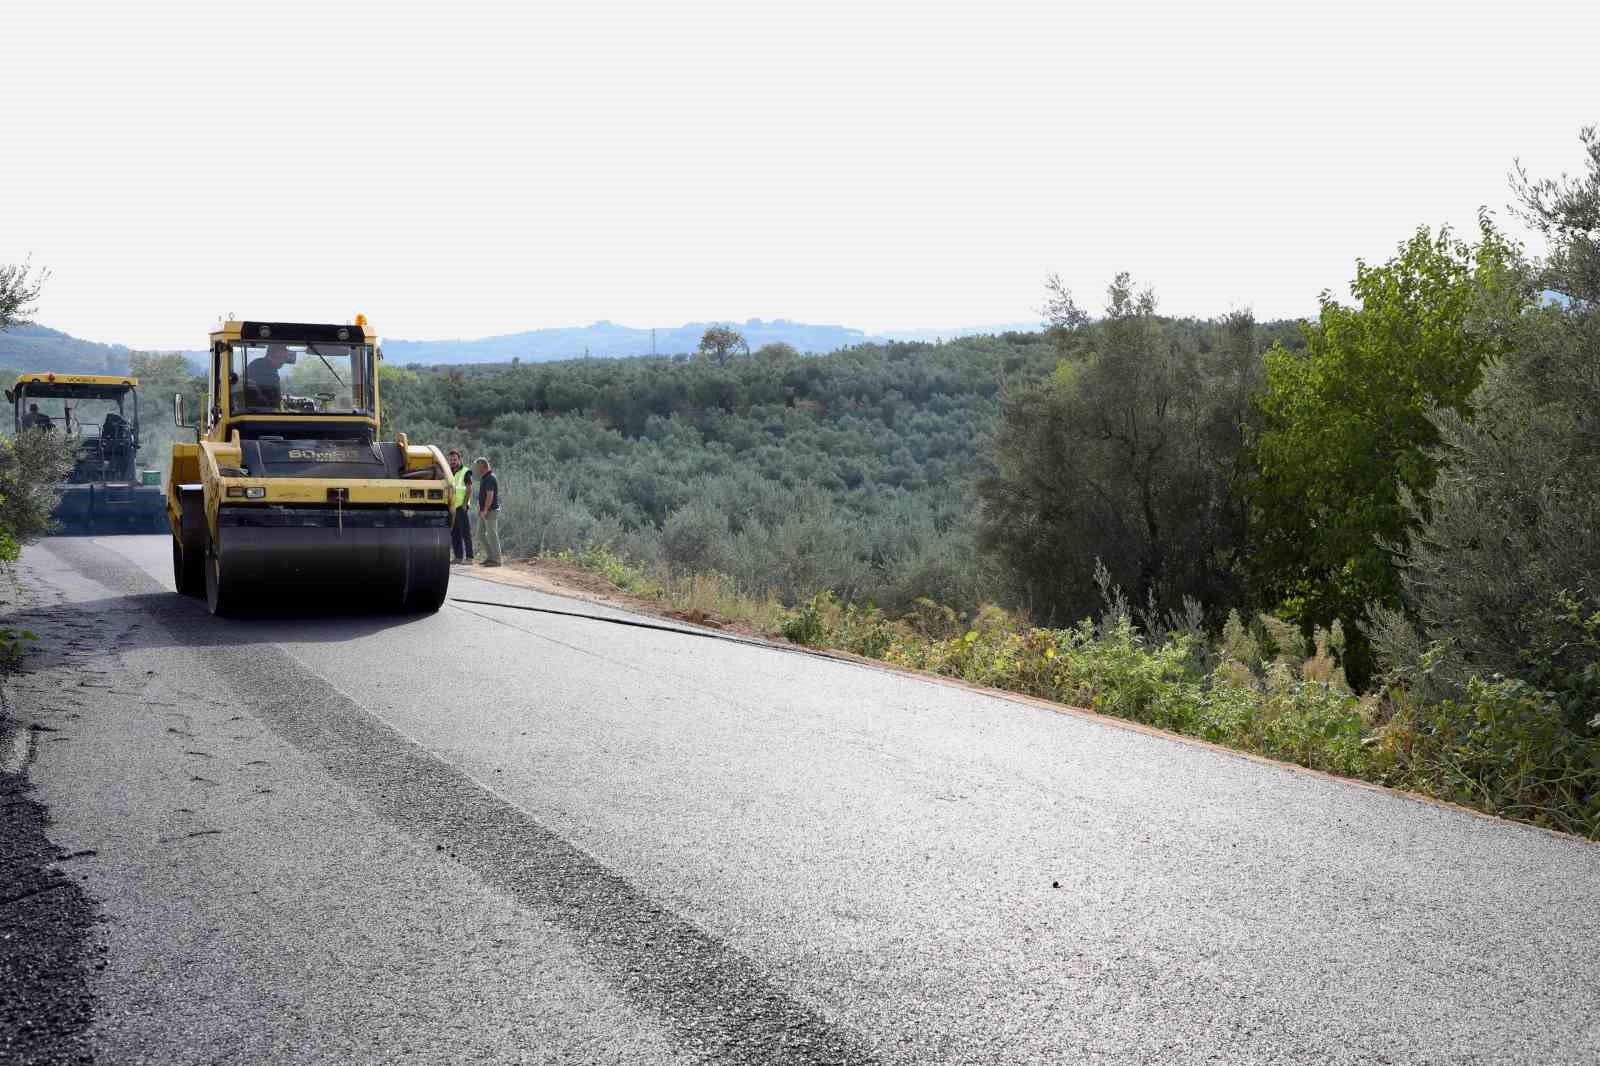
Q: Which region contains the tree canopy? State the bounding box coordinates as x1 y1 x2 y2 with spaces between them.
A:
979 277 1264 625
1248 221 1528 678
697 326 749 365
0 260 48 333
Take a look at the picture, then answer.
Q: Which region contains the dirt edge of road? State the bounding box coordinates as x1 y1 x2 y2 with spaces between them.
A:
462 557 1590 846
461 557 767 637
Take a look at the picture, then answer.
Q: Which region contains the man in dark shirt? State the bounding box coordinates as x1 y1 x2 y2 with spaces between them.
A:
19 404 52 431
474 456 501 567
244 348 292 409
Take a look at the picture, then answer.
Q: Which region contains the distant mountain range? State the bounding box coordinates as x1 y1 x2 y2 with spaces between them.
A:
383 318 1043 365
1 318 1044 374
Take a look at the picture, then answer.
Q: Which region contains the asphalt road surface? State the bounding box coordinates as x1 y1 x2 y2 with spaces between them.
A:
5 534 1600 1065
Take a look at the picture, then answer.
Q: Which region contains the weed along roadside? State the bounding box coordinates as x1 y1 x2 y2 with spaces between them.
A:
481 550 1600 843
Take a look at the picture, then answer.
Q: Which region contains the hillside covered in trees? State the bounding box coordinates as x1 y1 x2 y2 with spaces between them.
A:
379 318 1304 615
0 322 138 375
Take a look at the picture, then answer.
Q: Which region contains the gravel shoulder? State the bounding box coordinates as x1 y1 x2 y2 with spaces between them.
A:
1 603 100 1066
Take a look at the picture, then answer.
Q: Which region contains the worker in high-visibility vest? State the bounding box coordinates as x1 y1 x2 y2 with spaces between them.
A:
447 448 474 564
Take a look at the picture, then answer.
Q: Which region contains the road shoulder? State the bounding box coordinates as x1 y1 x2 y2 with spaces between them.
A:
1 571 100 1066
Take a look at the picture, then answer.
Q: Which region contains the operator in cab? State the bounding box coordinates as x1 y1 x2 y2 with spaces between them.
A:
244 347 295 409
20 403 54 431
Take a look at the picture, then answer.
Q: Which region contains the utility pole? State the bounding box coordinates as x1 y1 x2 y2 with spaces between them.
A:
651 328 657 357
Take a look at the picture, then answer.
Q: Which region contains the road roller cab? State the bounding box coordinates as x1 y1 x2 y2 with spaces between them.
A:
168 316 454 615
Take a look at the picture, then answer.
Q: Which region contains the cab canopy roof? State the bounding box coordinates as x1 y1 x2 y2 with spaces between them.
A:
8 373 139 402
214 318 377 344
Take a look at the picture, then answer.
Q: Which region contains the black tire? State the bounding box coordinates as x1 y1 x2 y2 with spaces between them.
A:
401 554 451 613
404 577 449 614
172 534 204 597
204 534 241 617
397 526 451 613
176 489 207 595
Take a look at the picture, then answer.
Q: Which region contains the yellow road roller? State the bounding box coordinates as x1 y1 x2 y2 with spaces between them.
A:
167 316 453 615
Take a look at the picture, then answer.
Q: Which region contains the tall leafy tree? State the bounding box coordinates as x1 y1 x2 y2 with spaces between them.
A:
697 326 748 365
1513 124 1600 305
128 352 208 467
1250 221 1529 680
0 260 48 332
979 275 1262 624
1383 304 1599 718
1381 128 1600 722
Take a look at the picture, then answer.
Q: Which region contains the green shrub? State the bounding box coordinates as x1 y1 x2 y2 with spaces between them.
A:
1383 675 1600 835
1249 673 1370 775
0 429 74 562
550 545 660 596
660 501 731 576
835 603 894 658
1219 609 1260 671
0 627 37 666
1064 618 1203 733
780 591 833 646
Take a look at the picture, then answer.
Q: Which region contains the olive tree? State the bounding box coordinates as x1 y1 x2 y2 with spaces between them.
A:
697 326 748 365
1250 222 1527 684
1379 129 1600 725
980 275 1261 625
0 260 48 332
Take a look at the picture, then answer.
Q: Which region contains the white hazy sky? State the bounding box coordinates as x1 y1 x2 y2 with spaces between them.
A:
4 0 1597 350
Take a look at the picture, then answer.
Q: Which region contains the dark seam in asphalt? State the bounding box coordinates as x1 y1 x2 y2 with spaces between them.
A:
45 539 880 1066
451 603 671 672
449 604 818 730
450 596 777 648
449 592 897 675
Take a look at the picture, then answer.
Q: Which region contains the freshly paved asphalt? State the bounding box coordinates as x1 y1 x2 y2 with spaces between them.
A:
5 534 1600 1065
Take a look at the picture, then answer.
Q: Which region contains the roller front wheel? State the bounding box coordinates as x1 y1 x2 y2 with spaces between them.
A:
173 534 204 597
204 534 242 616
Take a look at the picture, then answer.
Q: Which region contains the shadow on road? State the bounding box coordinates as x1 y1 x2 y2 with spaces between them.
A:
1 591 440 652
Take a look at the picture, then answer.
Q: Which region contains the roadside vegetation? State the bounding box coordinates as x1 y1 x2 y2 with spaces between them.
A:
0 261 75 567
0 261 75 659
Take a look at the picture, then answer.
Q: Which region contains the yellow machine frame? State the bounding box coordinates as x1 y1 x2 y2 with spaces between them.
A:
12 372 139 390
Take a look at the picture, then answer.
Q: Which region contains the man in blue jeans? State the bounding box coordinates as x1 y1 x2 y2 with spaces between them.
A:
447 449 473 563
